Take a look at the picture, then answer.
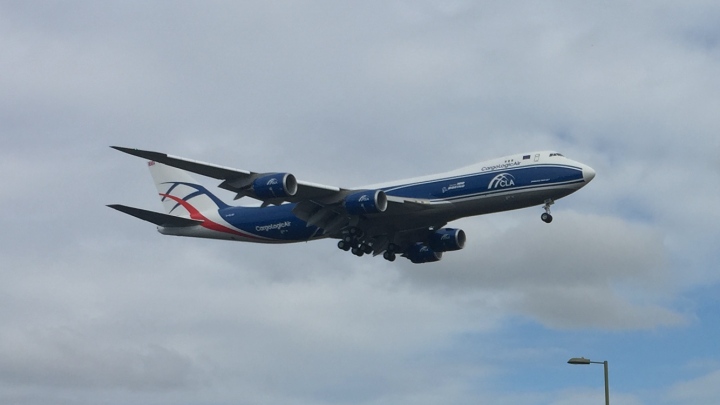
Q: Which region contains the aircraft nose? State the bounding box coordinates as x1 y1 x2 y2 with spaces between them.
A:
583 165 596 183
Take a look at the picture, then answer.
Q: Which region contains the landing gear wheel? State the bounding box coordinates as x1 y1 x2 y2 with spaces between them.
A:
337 240 351 251
383 251 396 262
351 247 364 257
541 212 553 223
362 244 373 254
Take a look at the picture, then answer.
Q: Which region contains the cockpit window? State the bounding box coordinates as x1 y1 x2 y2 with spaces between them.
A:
549 153 564 157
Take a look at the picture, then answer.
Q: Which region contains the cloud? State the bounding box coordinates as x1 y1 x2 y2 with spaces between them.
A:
551 388 644 405
398 211 685 329
0 326 198 391
0 227 506 404
667 369 720 405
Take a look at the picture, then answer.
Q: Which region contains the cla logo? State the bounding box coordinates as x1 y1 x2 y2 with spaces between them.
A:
488 173 516 189
267 178 279 186
358 194 370 202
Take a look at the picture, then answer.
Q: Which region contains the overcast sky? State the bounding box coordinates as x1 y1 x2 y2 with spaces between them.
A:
2 1 720 404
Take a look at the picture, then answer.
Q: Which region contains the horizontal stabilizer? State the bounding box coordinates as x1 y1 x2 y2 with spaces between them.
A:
107 204 203 227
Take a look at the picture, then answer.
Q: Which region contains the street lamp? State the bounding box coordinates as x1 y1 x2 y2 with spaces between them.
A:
568 357 609 405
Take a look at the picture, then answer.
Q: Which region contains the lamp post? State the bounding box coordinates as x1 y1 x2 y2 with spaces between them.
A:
568 357 609 405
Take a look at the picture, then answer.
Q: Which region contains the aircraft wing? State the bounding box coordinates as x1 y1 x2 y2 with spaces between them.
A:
112 147 439 237
111 147 345 204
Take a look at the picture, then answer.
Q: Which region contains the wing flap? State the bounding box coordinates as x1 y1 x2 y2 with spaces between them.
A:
108 204 203 227
383 195 440 214
294 180 344 201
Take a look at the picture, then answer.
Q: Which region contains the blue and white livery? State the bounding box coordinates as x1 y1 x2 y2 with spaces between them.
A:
109 148 595 263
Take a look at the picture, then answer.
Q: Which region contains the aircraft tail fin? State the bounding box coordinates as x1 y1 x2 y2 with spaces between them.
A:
147 161 229 217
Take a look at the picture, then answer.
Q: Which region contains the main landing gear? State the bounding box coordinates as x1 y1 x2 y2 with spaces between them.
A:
337 228 398 261
541 199 554 223
337 227 373 257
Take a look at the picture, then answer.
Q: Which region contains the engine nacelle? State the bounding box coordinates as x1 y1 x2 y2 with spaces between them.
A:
428 228 466 252
406 243 443 264
344 190 388 215
253 173 297 199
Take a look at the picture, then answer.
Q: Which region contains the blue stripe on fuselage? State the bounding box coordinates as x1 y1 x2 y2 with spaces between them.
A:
214 164 584 242
381 164 584 201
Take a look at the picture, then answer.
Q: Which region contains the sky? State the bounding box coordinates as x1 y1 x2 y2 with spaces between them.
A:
1 1 720 404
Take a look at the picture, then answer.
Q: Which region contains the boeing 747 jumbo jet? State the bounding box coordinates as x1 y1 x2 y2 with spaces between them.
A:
109 147 595 263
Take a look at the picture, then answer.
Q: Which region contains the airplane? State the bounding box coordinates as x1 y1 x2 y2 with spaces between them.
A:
108 147 595 264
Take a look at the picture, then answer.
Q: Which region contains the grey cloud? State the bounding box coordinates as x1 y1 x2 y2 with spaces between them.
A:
513 285 685 329
397 211 684 329
0 327 198 391
0 225 504 404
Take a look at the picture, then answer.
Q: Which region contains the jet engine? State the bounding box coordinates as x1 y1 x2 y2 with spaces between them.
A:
253 173 297 199
406 243 443 264
428 228 466 252
344 190 388 215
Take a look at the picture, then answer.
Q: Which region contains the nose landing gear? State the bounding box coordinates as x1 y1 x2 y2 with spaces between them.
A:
541 199 554 223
